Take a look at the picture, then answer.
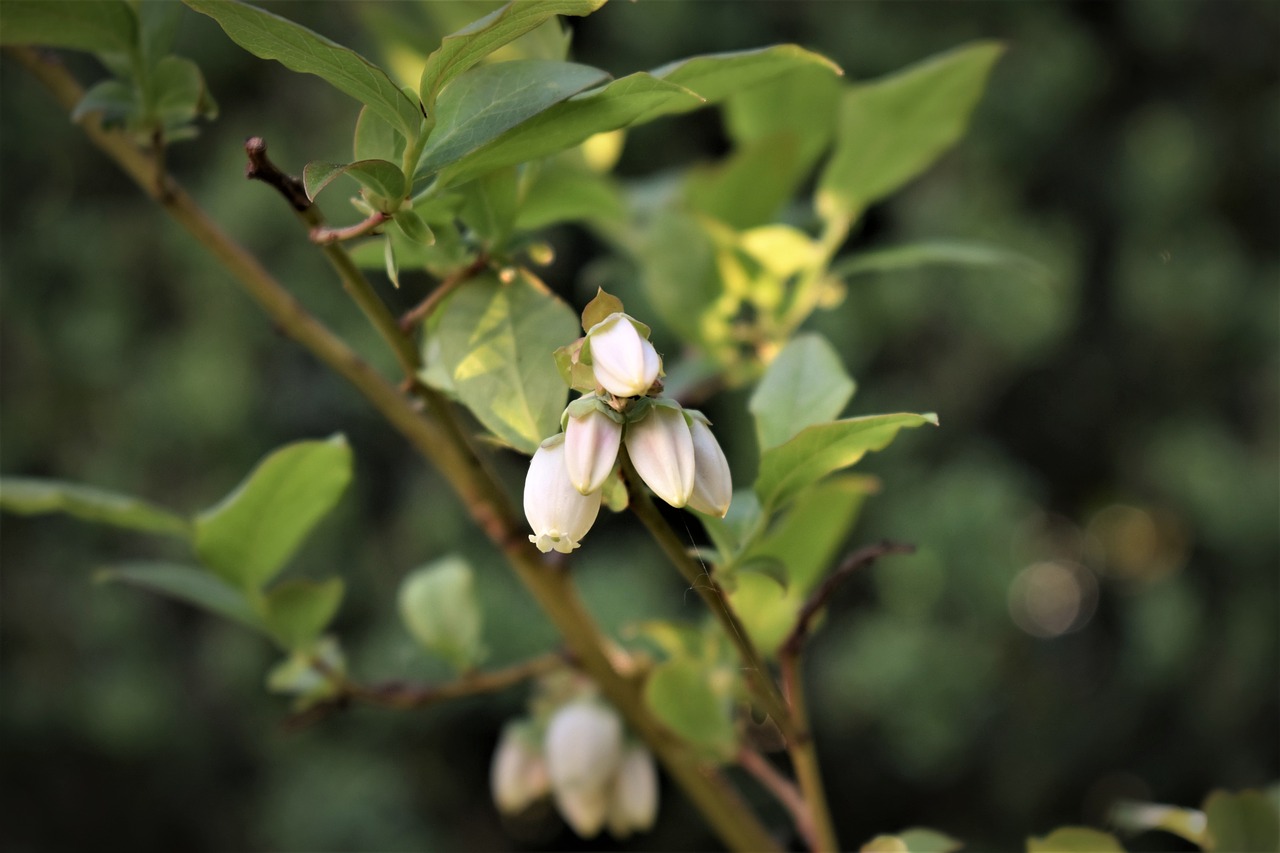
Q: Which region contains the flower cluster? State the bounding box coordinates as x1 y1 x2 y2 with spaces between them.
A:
524 309 732 553
490 701 658 839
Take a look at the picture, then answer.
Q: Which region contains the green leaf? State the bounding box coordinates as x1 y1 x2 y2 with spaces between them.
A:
1203 789 1280 852
430 73 702 189
393 209 435 245
1109 800 1207 847
685 134 807 230
862 828 964 853
384 236 400 287
749 333 856 450
818 41 1004 219
194 435 353 589
152 55 217 128
302 159 406 206
71 79 137 124
643 658 736 761
1026 828 1125 853
266 636 345 708
648 45 841 118
457 166 519 246
755 413 937 511
262 577 345 651
417 60 610 178
398 556 484 672
636 209 720 343
418 0 607 108
0 0 136 52
831 240 1052 284
515 161 625 231
726 61 842 158
184 0 422 138
0 476 192 539
353 105 405 163
95 561 262 630
435 271 578 453
580 288 625 332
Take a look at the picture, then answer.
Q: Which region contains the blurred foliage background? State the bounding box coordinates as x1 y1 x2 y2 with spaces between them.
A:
1 1 1276 850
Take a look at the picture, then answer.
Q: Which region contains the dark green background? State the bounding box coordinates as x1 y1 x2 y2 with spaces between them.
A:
2 1 1276 850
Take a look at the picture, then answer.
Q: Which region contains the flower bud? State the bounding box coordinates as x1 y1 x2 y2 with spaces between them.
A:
490 723 550 815
685 413 733 517
525 434 602 553
625 404 695 508
563 397 622 495
586 313 661 398
606 745 658 838
544 701 624 837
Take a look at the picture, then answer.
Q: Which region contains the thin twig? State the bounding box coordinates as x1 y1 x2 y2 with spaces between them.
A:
738 747 818 851
399 254 488 332
310 210 391 245
244 136 311 213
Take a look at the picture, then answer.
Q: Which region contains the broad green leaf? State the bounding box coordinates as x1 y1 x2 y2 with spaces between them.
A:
831 240 1052 284
184 0 422 138
0 0 135 52
515 162 625 231
749 333 856 450
1026 828 1125 852
818 41 1004 219
302 159 406 206
862 828 963 852
728 570 799 653
1203 789 1280 852
435 271 578 453
134 0 182 66
417 60 610 178
418 0 606 108
726 62 842 158
0 477 191 539
1110 801 1207 847
262 577 345 650
643 658 736 761
194 435 353 589
636 209 720 343
685 134 806 230
353 105 405 163
152 55 217 128
647 45 841 119
755 413 937 510
398 556 484 672
393 209 435 245
71 79 136 124
431 73 702 189
95 561 261 630
457 167 519 246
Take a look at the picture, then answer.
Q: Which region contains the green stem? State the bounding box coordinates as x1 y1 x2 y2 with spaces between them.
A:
13 46 780 853
778 654 840 852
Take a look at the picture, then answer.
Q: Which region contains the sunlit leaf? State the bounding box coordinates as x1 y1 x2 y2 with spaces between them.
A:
749 333 856 450
262 577 345 651
95 561 261 629
648 45 841 118
0 477 192 539
863 828 964 852
194 435 353 589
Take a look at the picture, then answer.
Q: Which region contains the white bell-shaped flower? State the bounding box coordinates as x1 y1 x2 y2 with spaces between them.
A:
524 434 602 553
586 313 661 398
490 723 550 815
685 413 733 517
563 397 622 495
606 745 659 838
625 404 695 508
544 701 624 838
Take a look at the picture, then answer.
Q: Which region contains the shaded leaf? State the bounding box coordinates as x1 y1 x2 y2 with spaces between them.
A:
0 476 191 539
515 162 626 231
1203 789 1280 852
184 0 422 137
71 80 137 124
393 209 435 245
302 159 406 205
95 561 261 629
353 105 405 163
818 42 1004 219
0 0 135 52
194 435 353 589
643 658 736 761
1026 828 1125 852
832 239 1052 284
756 413 936 510
398 556 484 672
262 577 345 650
749 333 856 450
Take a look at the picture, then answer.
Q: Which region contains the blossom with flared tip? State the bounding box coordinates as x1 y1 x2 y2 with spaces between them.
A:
625 403 694 508
563 397 622 495
544 701 624 837
685 413 733 517
524 434 602 553
606 745 658 838
490 724 550 815
586 313 661 398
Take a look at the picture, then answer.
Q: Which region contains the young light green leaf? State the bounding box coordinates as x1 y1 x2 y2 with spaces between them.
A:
393 209 435 245
818 41 1004 220
184 0 422 138
418 0 607 108
383 236 400 287
725 61 843 155
831 239 1052 284
647 44 841 118
1203 789 1280 853
398 556 484 672
435 271 578 453
417 60 610 178
353 105 405 164
95 561 262 630
0 477 192 539
262 577 345 651
0 0 136 52
194 435 353 589
749 333 856 450
1025 828 1125 852
862 828 963 853
685 134 807 230
755 413 937 510
302 159 406 205
430 73 702 189
643 658 737 761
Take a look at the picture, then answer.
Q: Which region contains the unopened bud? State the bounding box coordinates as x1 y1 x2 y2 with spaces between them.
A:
606 745 658 838
490 723 550 815
625 403 695 508
563 397 622 495
685 413 732 517
525 434 602 553
544 701 624 838
586 313 661 398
